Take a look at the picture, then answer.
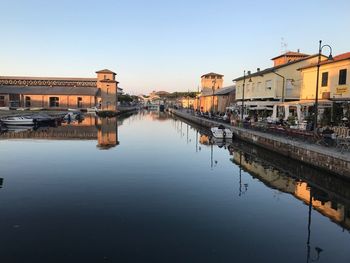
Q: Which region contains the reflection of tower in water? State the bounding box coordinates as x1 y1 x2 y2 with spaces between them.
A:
97 117 119 150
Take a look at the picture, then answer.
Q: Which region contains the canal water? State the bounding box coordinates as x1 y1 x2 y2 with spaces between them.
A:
0 111 349 263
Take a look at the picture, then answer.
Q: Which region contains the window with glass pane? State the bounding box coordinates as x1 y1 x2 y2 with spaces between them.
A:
339 69 347 85
49 97 59 107
321 72 328 87
265 80 272 90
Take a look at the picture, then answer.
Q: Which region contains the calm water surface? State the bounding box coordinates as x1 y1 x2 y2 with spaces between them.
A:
0 111 349 263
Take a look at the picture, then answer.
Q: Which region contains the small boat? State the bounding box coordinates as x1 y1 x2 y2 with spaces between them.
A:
211 125 234 139
64 111 84 122
159 104 165 112
30 113 56 123
30 107 44 111
87 106 99 113
0 122 7 132
1 116 34 126
0 107 10 111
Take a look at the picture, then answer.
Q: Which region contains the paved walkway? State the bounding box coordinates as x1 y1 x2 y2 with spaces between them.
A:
172 109 350 162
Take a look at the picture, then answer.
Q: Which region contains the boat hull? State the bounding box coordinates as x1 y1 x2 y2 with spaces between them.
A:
2 119 34 125
211 127 234 139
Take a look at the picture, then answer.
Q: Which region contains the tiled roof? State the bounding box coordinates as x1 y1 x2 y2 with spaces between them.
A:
0 76 97 81
201 72 224 78
0 86 98 96
200 87 214 96
214 85 235 95
299 52 350 70
95 69 116 75
233 54 323 82
271 51 309 60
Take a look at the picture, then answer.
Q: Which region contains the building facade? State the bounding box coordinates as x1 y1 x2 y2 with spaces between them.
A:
299 52 350 101
215 85 236 113
0 69 119 111
181 96 196 109
233 51 326 115
198 72 224 112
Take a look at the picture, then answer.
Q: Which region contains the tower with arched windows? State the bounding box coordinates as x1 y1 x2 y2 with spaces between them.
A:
96 69 118 111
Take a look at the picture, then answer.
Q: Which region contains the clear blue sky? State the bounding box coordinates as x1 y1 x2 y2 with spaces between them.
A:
1 0 349 94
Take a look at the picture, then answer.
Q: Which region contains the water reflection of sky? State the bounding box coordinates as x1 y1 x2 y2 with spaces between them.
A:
0 111 349 263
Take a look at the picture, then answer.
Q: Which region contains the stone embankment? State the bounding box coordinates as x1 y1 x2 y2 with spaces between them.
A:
117 106 139 115
170 109 350 179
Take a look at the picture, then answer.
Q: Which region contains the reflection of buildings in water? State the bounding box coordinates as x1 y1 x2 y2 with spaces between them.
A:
231 151 350 230
199 134 210 145
62 115 97 127
97 117 119 150
0 115 119 149
117 111 139 126
148 111 168 121
295 182 350 230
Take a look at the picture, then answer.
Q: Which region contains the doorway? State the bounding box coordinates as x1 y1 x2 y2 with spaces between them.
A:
77 97 83 108
0 96 5 107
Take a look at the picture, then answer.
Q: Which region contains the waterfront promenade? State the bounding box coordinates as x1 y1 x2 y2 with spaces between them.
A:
170 109 350 179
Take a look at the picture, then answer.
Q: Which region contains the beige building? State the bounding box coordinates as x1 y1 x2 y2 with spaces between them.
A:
198 72 224 112
233 51 327 115
0 69 119 111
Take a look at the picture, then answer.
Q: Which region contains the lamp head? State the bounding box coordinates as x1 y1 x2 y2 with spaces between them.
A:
327 54 333 61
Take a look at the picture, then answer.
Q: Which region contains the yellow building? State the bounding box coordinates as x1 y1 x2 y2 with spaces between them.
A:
198 72 223 112
233 51 326 115
299 52 350 101
181 96 195 109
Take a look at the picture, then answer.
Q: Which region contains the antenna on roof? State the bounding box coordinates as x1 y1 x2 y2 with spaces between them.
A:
281 37 288 54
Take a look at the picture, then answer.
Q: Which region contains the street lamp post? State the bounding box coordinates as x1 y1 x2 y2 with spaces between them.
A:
241 70 246 121
314 40 333 132
187 89 190 112
272 70 286 102
212 79 216 113
240 71 251 120
197 85 200 112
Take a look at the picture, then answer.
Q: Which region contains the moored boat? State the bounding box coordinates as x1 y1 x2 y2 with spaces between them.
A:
86 106 99 113
1 116 34 126
211 125 234 139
